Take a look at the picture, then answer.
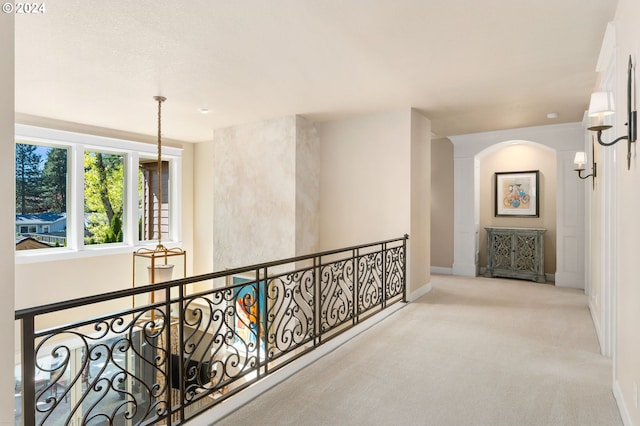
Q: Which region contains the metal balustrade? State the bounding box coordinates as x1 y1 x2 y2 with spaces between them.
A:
14 235 408 425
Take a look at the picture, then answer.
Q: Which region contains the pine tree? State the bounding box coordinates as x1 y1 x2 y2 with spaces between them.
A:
15 144 42 214
41 147 67 212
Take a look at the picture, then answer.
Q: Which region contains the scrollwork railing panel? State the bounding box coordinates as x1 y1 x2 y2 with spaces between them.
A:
357 252 383 313
319 259 354 332
266 269 315 359
385 246 405 299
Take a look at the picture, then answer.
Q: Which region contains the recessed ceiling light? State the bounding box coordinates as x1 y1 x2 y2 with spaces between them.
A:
547 112 558 119
198 108 210 114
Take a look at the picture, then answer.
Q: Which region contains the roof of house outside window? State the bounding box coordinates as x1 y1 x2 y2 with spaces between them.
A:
15 236 52 250
15 213 66 225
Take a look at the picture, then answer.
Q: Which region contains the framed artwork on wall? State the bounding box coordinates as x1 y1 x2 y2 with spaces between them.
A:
495 170 539 217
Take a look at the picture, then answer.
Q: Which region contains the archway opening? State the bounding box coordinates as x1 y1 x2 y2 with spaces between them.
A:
475 140 557 282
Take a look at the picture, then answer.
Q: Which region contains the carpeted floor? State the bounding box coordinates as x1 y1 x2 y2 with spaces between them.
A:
215 274 622 426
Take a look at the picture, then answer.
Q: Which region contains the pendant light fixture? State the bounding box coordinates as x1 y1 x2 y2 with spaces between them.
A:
133 96 186 310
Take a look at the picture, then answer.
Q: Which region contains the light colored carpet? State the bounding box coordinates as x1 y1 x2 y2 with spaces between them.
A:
215 275 622 426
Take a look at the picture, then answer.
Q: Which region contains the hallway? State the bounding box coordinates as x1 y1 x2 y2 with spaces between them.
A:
215 274 621 425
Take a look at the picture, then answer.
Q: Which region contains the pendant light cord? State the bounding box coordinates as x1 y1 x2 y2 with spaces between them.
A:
154 96 166 250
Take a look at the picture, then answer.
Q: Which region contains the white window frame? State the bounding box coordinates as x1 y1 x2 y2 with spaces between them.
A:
15 124 183 264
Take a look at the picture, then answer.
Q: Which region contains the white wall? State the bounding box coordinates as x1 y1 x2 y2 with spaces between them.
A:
610 0 640 423
319 109 411 248
431 138 454 271
16 254 132 310
588 22 617 359
1 11 15 425
318 108 431 298
410 110 431 291
589 137 604 343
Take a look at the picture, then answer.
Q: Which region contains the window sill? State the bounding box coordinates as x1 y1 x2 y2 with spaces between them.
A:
15 242 184 265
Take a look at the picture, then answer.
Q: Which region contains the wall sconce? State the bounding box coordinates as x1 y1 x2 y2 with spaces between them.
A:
587 55 637 170
573 140 597 189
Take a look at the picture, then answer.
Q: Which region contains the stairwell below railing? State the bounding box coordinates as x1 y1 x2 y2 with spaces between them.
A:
14 235 408 425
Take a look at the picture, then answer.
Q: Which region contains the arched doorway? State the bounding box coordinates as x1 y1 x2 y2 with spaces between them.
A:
449 123 586 289
476 141 556 281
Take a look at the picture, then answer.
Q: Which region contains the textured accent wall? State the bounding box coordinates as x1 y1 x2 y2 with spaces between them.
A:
212 116 319 270
295 117 320 257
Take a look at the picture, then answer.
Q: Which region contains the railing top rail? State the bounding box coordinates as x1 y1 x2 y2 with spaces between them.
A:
15 234 409 320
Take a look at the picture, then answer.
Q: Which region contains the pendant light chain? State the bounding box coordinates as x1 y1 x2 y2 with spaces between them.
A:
154 95 167 250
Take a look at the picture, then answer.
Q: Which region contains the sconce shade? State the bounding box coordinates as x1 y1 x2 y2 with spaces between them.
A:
574 151 586 168
588 91 615 117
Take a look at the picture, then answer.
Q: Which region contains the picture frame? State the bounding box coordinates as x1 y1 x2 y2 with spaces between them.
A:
495 170 539 217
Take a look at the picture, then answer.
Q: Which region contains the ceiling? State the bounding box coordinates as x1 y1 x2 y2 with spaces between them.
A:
14 0 618 142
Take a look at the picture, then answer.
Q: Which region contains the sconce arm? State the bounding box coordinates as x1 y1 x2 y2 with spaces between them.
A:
575 169 594 180
574 161 597 181
595 130 628 147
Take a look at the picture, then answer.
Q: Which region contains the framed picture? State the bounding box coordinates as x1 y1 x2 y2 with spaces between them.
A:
495 170 539 217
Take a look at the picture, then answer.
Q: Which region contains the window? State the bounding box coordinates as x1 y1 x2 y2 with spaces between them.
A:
14 125 183 259
15 143 68 248
84 151 125 245
18 225 37 234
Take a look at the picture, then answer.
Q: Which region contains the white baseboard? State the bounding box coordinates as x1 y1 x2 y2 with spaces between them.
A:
613 379 633 426
452 262 478 277
588 300 605 356
409 281 432 301
189 302 407 425
431 266 452 275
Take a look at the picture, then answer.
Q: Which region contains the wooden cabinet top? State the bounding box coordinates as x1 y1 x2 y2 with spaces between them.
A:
485 227 545 232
